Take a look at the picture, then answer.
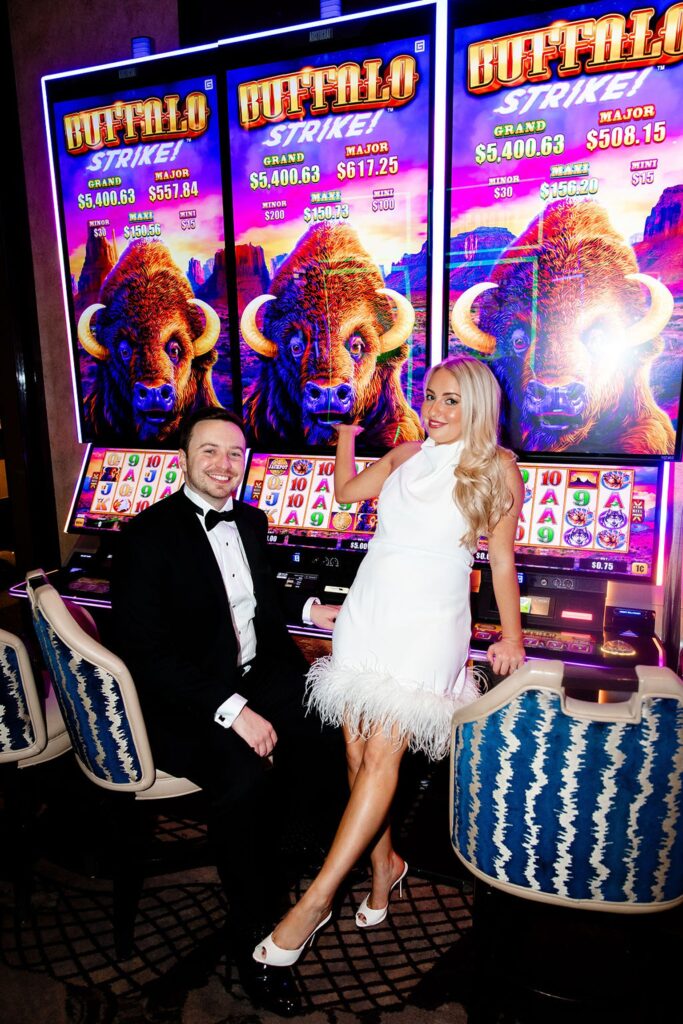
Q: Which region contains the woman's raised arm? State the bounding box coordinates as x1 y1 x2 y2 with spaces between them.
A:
334 425 420 504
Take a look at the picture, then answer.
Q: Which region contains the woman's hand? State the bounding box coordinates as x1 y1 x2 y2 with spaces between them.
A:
486 638 525 677
335 423 364 442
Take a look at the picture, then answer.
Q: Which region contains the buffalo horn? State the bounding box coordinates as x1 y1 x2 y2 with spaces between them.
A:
190 299 221 356
77 304 109 361
624 273 674 348
240 295 278 358
377 289 415 352
450 282 498 355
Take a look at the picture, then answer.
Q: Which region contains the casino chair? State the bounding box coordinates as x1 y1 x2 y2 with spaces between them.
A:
449 660 683 1015
26 569 206 960
0 626 71 916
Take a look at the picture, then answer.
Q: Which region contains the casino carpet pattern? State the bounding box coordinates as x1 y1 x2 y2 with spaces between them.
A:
3 809 682 1022
3 753 678 1023
0 847 474 1022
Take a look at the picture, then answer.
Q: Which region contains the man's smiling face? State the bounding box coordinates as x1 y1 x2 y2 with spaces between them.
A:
179 419 246 509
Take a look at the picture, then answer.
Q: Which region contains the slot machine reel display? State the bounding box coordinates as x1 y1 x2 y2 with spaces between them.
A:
56 447 185 603
471 463 665 671
240 452 379 609
513 465 657 580
69 448 184 534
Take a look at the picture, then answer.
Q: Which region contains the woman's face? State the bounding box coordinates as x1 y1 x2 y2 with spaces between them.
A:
422 368 463 445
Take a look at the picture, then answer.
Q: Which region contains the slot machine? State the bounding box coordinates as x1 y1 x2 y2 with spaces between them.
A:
239 450 379 623
65 446 184 604
8 445 185 605
470 460 669 677
37 46 233 599
223 2 445 605
446 2 683 679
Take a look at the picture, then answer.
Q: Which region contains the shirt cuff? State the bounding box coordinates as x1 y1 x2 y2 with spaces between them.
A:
302 596 321 626
214 693 248 729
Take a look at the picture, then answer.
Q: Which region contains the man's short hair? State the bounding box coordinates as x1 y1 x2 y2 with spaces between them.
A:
178 407 246 453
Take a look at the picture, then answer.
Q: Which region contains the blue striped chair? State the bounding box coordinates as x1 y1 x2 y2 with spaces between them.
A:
26 569 202 958
27 569 199 800
0 627 70 768
1 625 71 918
450 661 683 1010
451 660 683 913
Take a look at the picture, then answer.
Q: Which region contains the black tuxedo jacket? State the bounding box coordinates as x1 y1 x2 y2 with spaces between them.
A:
110 489 307 760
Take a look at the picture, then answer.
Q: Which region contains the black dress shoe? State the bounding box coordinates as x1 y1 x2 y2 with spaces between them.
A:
235 956 302 1018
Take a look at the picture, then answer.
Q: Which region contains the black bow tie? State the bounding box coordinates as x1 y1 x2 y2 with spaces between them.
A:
204 507 236 531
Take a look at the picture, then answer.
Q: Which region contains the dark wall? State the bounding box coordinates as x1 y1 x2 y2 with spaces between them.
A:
179 1 396 46
6 0 179 568
178 0 564 45
0 1 59 574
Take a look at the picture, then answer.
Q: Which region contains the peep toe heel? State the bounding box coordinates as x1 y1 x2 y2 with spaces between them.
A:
253 911 332 967
356 860 409 929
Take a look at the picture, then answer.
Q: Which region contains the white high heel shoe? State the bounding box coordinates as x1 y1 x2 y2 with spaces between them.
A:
252 911 332 967
355 860 409 928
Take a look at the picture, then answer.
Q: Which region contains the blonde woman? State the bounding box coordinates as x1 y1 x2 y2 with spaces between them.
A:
254 355 525 965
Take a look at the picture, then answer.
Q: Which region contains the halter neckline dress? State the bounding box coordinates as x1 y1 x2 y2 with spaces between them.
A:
306 437 479 760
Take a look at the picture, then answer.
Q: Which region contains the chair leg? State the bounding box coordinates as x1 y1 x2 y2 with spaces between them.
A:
1 763 40 922
113 862 145 961
103 793 148 961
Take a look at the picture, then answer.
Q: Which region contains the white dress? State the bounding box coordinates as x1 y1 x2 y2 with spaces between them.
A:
306 438 479 760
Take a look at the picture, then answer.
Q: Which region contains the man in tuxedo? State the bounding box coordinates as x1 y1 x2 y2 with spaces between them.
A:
110 407 340 1017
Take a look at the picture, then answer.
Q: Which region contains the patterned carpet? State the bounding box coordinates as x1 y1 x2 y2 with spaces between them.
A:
0 703 483 1023
2 727 679 1023
3 841 676 1024
1 855 473 1023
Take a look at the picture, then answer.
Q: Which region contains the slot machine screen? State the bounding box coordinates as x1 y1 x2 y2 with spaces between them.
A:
66 446 183 534
43 52 233 449
474 461 663 583
223 4 436 452
240 451 378 554
447 1 683 460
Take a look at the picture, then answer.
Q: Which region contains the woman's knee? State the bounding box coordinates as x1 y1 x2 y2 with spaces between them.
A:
359 730 407 775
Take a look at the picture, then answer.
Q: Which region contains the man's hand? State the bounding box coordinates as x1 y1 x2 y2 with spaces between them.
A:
310 603 341 631
232 706 278 757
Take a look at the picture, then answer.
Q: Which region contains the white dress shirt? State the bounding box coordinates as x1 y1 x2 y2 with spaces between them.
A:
184 484 256 728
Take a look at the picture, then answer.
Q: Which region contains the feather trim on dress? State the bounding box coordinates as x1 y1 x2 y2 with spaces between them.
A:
306 655 480 761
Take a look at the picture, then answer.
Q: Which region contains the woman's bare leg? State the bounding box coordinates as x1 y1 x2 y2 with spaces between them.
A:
343 730 405 914
344 727 406 913
270 725 408 950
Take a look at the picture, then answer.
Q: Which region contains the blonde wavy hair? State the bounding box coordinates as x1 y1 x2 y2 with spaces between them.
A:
425 355 516 549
